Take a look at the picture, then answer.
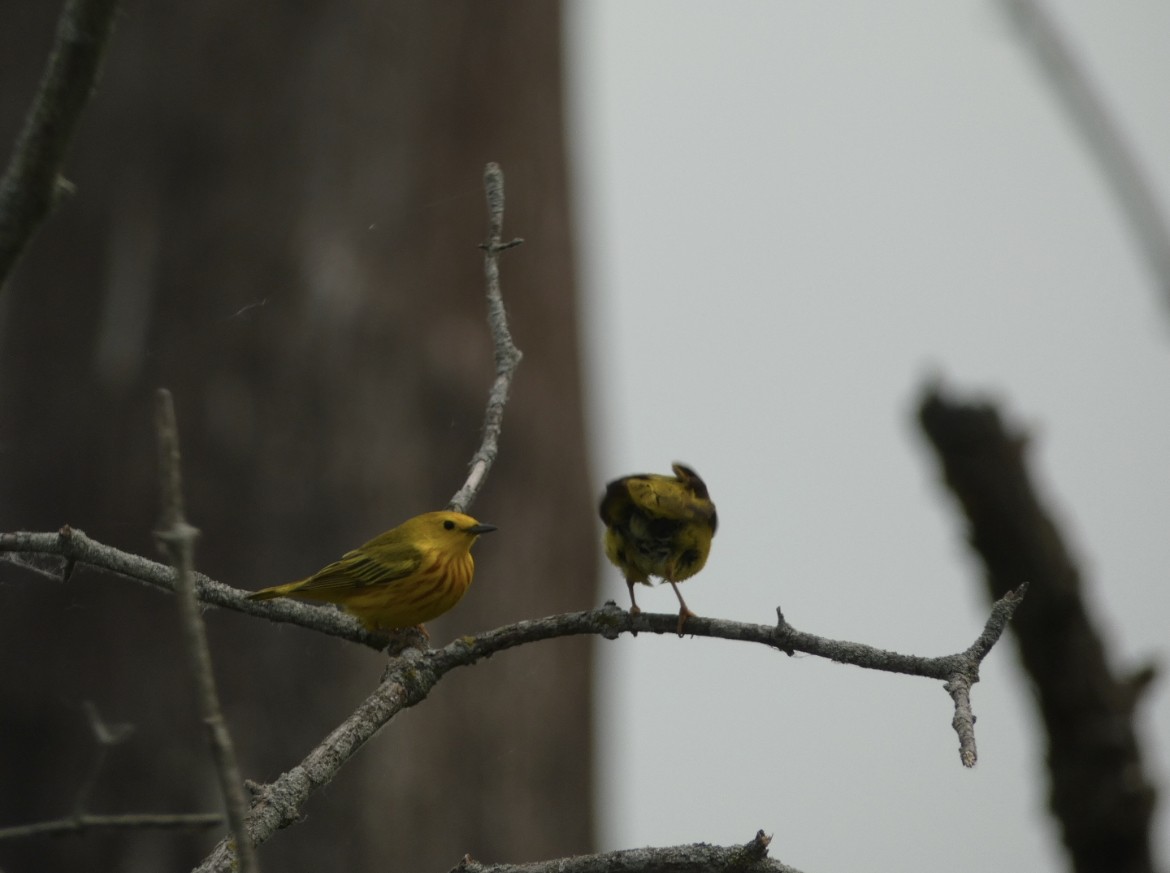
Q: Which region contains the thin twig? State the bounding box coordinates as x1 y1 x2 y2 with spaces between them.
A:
73 701 134 814
448 162 524 513
0 813 224 841
189 589 1024 870
0 0 122 289
1000 0 1170 313
450 830 801 873
153 390 257 873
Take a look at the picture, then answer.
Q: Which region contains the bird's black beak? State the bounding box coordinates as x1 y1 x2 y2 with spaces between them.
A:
467 523 497 535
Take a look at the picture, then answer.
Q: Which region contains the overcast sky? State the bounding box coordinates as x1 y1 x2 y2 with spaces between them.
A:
565 3 1170 871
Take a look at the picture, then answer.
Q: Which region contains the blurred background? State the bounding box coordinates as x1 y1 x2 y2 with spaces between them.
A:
1 2 1168 872
568 4 1170 871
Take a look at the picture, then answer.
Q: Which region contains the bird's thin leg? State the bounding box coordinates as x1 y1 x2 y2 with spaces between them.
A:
626 579 642 616
668 581 696 635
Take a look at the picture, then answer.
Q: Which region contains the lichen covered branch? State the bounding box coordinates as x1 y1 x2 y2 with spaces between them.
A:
450 830 802 873
448 162 524 513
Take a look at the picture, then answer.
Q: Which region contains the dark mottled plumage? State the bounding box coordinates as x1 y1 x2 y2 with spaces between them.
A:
599 463 717 633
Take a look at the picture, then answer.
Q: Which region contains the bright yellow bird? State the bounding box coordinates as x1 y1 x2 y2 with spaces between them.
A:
248 511 496 634
599 462 717 633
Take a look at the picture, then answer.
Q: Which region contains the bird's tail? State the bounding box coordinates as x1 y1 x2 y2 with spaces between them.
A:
247 580 303 601
671 462 710 499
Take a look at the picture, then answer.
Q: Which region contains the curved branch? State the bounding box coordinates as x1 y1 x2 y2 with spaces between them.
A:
0 0 122 289
448 162 524 513
1000 0 1170 313
0 527 1023 668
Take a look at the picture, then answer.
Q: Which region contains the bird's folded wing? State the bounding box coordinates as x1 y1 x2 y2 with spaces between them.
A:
297 545 424 591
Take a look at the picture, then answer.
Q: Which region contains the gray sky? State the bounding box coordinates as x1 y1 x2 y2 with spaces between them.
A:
565 2 1170 870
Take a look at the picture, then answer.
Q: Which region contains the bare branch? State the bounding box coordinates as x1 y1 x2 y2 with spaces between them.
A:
448 162 524 513
774 582 1027 767
0 0 121 289
153 390 257 873
189 591 1021 869
0 527 386 648
449 830 803 873
944 674 978 768
945 581 1029 766
0 813 223 841
1000 0 1170 314
1 526 1023 682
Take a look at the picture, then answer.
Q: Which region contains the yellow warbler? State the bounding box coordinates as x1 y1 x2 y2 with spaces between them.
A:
599 462 717 633
248 511 496 634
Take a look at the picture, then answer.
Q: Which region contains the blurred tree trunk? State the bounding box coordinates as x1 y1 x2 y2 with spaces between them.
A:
0 2 596 871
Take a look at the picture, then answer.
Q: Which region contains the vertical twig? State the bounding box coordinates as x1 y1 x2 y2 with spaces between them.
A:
153 389 257 873
1000 0 1170 314
944 674 978 768
448 162 524 513
0 0 122 290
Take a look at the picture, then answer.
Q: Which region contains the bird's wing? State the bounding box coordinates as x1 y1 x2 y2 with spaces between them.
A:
625 475 714 523
296 544 425 592
599 477 637 525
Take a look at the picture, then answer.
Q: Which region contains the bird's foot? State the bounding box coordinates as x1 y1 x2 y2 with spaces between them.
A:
626 603 642 637
676 606 697 636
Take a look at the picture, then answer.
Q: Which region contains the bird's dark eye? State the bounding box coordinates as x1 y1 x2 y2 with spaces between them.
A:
443 520 456 531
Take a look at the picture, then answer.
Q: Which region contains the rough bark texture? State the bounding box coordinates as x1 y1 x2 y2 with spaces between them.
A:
918 387 1157 873
0 2 595 871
